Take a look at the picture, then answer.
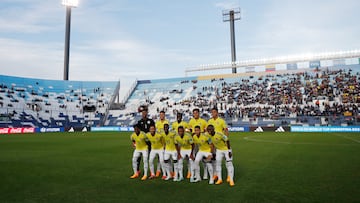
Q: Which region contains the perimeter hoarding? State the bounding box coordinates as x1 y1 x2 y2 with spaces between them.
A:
0 127 35 134
91 126 134 132
286 63 298 70
333 59 346 67
310 61 321 69
265 64 276 72
37 127 64 133
245 67 255 73
228 127 249 132
291 126 360 132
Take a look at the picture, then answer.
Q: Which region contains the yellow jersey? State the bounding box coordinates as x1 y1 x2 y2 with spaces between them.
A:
172 121 189 132
174 133 193 150
162 130 177 151
210 132 229 151
188 117 207 132
203 132 211 138
146 132 164 150
155 119 169 133
130 131 148 150
193 133 212 153
207 117 228 134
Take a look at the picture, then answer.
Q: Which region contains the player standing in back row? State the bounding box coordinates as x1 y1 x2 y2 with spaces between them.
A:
155 110 169 133
188 108 207 133
135 105 155 174
137 105 155 133
207 107 229 136
172 112 189 132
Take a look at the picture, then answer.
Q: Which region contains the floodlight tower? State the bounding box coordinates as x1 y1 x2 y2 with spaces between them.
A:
62 0 78 80
223 8 241 74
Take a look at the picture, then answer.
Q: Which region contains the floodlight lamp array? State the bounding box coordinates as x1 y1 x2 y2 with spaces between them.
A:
62 0 79 7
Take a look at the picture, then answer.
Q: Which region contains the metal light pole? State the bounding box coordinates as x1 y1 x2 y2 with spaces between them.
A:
223 8 241 74
62 0 78 80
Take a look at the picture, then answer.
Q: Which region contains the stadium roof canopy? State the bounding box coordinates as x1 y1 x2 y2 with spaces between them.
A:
185 49 360 73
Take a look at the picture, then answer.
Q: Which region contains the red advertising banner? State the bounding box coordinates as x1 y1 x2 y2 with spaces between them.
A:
0 128 35 134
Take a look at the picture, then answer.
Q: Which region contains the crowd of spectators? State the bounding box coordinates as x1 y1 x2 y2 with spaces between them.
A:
148 68 359 125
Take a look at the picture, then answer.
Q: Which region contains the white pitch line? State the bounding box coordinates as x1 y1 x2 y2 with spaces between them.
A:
243 136 360 146
334 134 360 144
244 137 291 144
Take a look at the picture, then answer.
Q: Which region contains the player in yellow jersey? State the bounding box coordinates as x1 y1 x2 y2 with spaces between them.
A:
174 126 194 181
191 125 215 184
207 107 229 136
188 108 207 133
171 112 189 132
207 124 235 187
162 123 179 180
154 110 169 176
130 124 149 180
146 125 166 179
188 108 209 179
155 110 169 133
206 107 228 180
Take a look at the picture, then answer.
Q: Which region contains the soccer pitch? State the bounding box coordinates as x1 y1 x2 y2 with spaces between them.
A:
0 132 359 203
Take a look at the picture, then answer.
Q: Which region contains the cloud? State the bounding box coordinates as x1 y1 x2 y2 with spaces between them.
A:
235 0 360 59
0 38 63 79
0 1 63 34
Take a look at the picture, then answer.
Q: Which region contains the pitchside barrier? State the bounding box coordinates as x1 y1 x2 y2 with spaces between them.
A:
291 126 360 132
0 126 249 134
0 127 64 134
91 127 251 132
2 126 360 134
91 127 133 132
228 127 249 132
250 126 290 132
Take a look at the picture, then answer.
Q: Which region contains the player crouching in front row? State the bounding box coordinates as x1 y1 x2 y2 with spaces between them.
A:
146 125 166 179
162 123 178 180
191 125 215 184
130 124 149 180
174 126 194 181
207 124 235 186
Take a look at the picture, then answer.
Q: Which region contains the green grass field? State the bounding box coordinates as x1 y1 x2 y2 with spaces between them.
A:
0 132 359 203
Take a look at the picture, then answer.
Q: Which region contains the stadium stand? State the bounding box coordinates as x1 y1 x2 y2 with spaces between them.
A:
1 61 359 129
108 65 359 127
0 75 119 128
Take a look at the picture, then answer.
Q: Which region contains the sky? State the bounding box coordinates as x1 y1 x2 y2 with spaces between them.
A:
1 0 360 100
